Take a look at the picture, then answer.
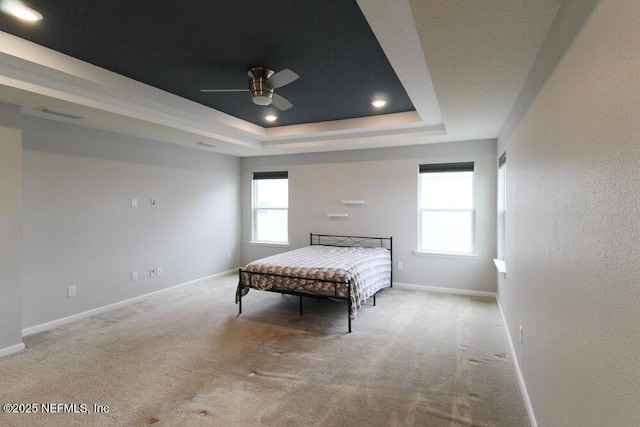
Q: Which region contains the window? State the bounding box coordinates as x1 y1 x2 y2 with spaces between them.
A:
497 153 506 259
252 171 288 244
418 162 475 254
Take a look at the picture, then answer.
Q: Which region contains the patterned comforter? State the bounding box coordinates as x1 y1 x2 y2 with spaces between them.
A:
237 245 391 318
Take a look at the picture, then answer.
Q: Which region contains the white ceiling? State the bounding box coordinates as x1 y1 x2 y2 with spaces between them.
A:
0 0 562 157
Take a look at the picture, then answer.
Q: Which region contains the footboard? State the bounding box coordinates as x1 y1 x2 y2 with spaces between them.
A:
237 269 354 332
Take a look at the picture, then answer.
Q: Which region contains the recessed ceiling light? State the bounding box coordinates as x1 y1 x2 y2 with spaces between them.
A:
264 114 278 122
4 2 43 21
371 99 387 108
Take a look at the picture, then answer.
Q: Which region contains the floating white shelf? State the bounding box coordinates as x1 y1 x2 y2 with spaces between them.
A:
493 259 506 274
341 199 365 206
327 213 349 218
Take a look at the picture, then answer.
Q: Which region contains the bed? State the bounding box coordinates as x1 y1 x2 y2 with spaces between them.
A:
236 234 393 332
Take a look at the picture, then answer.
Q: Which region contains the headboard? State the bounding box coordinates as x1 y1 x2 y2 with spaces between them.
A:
310 233 392 251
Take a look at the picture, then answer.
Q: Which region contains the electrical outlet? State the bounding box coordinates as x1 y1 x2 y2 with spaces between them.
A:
131 270 138 281
150 268 157 277
519 325 524 344
156 266 162 275
131 198 138 208
67 285 76 297
150 198 157 207
227 251 231 259
397 261 403 270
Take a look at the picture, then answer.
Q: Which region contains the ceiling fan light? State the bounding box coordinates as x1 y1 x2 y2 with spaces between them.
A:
372 98 387 108
252 95 272 106
264 114 277 122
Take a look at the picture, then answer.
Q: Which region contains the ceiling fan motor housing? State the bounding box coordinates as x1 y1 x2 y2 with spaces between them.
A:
248 67 275 106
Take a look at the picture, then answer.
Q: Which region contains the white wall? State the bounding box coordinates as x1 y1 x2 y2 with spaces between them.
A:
0 103 24 356
21 117 241 329
497 0 640 425
242 140 497 293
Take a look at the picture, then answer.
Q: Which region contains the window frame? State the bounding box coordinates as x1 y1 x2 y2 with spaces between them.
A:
416 162 476 256
251 171 289 245
497 152 507 260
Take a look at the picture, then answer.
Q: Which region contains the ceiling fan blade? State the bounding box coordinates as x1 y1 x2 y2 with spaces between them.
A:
200 89 249 93
266 69 299 89
271 93 293 111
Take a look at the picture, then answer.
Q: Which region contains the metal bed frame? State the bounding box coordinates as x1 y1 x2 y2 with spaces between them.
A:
237 233 393 332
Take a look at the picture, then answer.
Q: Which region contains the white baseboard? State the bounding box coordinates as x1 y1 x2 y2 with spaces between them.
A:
22 269 237 337
496 297 538 427
395 283 535 425
0 342 25 358
393 282 497 299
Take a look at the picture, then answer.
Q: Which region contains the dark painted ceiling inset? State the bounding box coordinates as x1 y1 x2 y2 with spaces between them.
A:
0 0 415 127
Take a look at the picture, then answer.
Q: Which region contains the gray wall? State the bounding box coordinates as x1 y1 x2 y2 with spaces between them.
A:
0 103 24 355
242 140 497 293
498 0 640 425
21 117 241 329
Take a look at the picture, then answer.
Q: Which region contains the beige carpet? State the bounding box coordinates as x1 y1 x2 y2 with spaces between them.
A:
0 273 529 427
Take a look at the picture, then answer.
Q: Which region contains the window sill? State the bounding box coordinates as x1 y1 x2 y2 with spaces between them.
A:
414 250 478 259
249 241 290 248
493 258 506 274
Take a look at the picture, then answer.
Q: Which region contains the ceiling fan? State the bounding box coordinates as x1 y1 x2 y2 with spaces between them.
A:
201 67 299 111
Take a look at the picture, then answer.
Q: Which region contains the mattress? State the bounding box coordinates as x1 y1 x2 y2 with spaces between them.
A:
238 245 391 317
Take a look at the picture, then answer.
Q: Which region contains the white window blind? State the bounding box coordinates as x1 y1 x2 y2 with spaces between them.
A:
252 171 288 243
418 163 475 254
